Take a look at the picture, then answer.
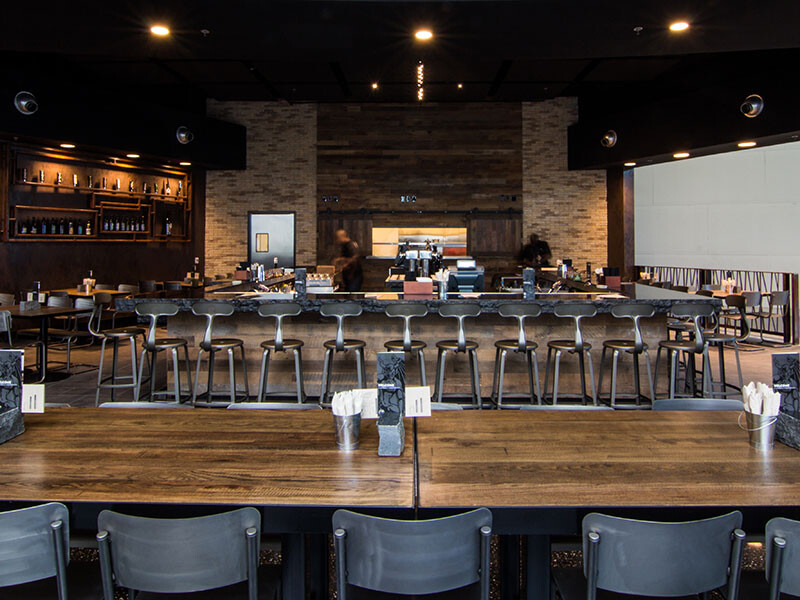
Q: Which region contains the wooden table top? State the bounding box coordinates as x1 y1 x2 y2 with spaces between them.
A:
49 288 130 298
4 305 88 319
0 409 414 507
417 411 800 508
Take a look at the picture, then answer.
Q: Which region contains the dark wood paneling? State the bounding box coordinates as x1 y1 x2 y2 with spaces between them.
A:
606 167 635 281
468 214 522 257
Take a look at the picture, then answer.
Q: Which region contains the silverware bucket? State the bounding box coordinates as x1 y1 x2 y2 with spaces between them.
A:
334 413 361 451
740 410 777 451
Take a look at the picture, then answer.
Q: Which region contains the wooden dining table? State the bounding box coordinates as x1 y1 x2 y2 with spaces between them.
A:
48 288 130 299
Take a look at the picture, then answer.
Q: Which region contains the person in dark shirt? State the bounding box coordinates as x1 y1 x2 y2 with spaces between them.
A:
335 229 363 292
520 233 552 267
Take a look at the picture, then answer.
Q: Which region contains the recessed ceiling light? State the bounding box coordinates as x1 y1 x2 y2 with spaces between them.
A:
150 25 170 36
673 152 690 159
179 161 192 166
669 21 690 32
59 143 75 149
457 83 463 89
737 141 757 148
624 162 636 167
126 153 140 158
371 82 379 90
415 29 433 41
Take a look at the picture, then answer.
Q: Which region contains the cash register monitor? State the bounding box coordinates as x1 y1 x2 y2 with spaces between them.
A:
448 269 484 293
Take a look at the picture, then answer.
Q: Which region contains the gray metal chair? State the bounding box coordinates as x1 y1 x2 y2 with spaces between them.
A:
227 402 322 410
491 303 542 407
191 302 250 406
97 507 277 600
333 508 492 600
0 310 44 383
320 303 366 405
384 303 428 387
575 511 745 600
704 294 744 399
90 293 147 406
0 503 69 600
99 402 194 409
543 304 597 405
652 398 744 411
654 303 715 400
95 283 115 290
520 404 613 411
434 304 482 407
755 290 790 344
256 303 306 404
597 303 656 408
17 295 80 374
135 302 193 404
118 284 140 294
766 517 800 600
0 292 15 306
164 281 184 292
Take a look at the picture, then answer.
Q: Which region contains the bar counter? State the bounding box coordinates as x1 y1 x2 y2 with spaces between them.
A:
116 284 721 397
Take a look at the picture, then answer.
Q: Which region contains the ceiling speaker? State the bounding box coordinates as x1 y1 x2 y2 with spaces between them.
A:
176 126 195 144
740 94 764 118
600 130 618 148
14 91 38 115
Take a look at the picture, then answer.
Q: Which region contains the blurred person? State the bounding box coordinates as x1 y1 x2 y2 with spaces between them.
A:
334 229 363 291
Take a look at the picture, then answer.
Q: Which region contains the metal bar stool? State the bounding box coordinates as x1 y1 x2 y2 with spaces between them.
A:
256 302 306 403
704 294 745 399
191 302 249 405
383 304 428 387
433 303 482 407
490 303 542 407
543 304 597 405
597 304 656 408
320 303 366 405
89 293 146 406
135 302 193 403
654 302 715 400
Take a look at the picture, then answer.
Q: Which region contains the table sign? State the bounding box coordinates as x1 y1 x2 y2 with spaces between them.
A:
21 384 45 414
0 349 25 443
773 352 800 450
377 351 405 456
353 387 431 419
523 268 536 299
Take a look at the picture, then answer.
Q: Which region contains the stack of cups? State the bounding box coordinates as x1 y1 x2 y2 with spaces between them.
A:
741 381 780 451
332 390 363 451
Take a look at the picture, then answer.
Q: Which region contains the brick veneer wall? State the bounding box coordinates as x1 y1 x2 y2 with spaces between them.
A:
522 98 607 269
204 102 317 276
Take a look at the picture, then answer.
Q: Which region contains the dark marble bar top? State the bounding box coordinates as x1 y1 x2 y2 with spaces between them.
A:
116 283 722 315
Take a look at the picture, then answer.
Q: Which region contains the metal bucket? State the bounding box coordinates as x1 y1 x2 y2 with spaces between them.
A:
333 413 361 451
739 410 777 451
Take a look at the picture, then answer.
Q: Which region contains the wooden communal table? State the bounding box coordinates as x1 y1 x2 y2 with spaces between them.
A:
0 408 414 600
416 410 800 600
48 288 130 299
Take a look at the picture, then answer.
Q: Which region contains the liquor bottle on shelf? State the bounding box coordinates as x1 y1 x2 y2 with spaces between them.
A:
163 215 172 236
58 218 65 235
86 219 92 235
67 219 74 235
19 218 27 235
38 170 45 183
177 181 183 196
56 172 63 185
165 179 171 195
115 178 120 191
140 215 146 231
21 168 27 182
142 182 148 194
73 174 79 187
153 181 159 194
101 177 107 190
87 175 93 188
129 180 135 193
30 218 38 235
50 218 57 235
76 221 84 236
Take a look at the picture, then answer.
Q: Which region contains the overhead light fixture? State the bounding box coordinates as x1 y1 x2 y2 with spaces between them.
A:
179 161 192 166
740 94 764 118
624 162 636 167
13 91 38 115
673 152 690 159
59 143 76 149
126 153 140 158
457 83 463 89
417 61 424 101
600 130 618 148
371 82 379 90
150 25 170 36
415 29 433 41
737 141 757 148
669 21 689 32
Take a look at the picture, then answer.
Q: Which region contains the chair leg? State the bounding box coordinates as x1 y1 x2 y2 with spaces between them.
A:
356 348 365 389
149 347 158 402
172 348 181 403
578 351 588 405
321 348 333 404
110 338 120 402
543 347 552 403
207 349 216 402
552 350 562 405
227 348 236 404
293 348 304 404
610 349 619 407
128 336 138 402
597 347 607 403
435 349 447 403
490 347 501 405
467 349 477 407
643 349 656 403
497 349 508 408
418 348 427 388
95 338 107 407
183 345 193 401
732 341 743 393
136 347 147 403
653 346 663 400
257 349 270 403
526 349 536 404
668 350 678 400
632 352 642 406
718 342 727 396
240 345 250 401
531 350 541 404
192 349 204 406
587 349 597 405
702 347 712 397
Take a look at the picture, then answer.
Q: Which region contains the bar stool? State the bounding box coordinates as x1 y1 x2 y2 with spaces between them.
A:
490 303 542 407
543 304 597 405
704 294 745 399
89 293 146 406
320 303 366 405
256 302 306 404
383 304 428 387
191 302 249 405
135 302 193 403
654 303 714 399
597 304 656 408
433 304 481 407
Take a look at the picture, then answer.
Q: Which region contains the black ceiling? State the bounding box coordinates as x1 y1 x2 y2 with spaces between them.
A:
1 0 799 111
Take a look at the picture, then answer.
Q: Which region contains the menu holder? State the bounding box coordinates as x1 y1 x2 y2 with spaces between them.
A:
0 350 25 444
377 352 405 457
773 352 800 450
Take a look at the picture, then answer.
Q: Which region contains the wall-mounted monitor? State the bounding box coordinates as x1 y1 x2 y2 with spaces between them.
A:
248 211 295 267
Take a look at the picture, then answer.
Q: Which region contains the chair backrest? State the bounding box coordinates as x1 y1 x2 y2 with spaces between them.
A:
498 303 542 352
671 302 715 353
438 303 481 352
696 289 714 297
521 405 613 411
611 303 654 353
0 502 69 591
164 281 184 291
333 508 492 599
214 274 227 280
118 284 140 293
724 294 750 341
95 283 115 290
553 303 597 352
766 517 800 598
741 291 762 311
0 310 11 345
192 302 235 349
97 508 260 596
258 302 302 351
47 295 72 308
674 285 689 293
99 402 194 409
385 304 428 351
320 303 363 351
652 398 744 411
583 511 744 599
431 403 465 410
135 302 180 349
139 280 158 293
227 402 322 410
0 292 14 306
769 290 790 311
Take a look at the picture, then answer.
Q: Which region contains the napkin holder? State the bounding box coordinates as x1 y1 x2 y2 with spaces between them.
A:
0 350 25 444
377 352 405 457
19 300 41 312
773 352 800 450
